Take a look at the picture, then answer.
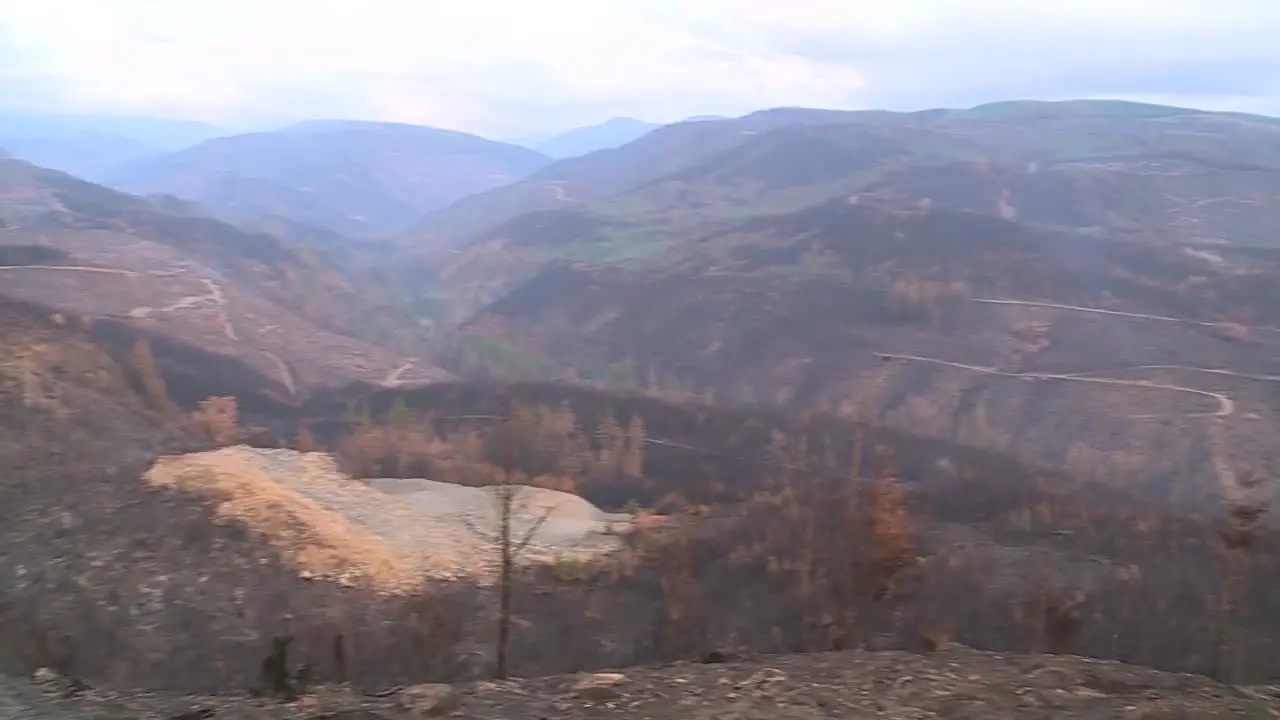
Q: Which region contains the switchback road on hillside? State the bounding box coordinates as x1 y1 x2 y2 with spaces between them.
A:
878 353 1234 418
130 279 238 341
0 262 257 356
1 264 241 340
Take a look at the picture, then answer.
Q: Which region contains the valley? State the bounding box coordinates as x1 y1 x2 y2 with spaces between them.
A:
4 98 1280 717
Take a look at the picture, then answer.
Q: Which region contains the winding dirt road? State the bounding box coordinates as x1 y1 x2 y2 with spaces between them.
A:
0 265 139 276
972 297 1280 333
1060 365 1280 384
1 262 249 349
383 361 415 385
129 278 237 341
0 265 238 339
878 353 1234 418
260 350 297 397
544 181 578 203
202 279 238 341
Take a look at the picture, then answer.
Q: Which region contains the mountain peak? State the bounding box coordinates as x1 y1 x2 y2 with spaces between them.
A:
534 117 661 159
107 121 550 235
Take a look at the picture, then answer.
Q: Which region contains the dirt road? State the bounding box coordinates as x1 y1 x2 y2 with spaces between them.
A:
545 181 578 202
129 278 237 340
0 265 140 276
973 296 1280 333
383 361 415 385
879 353 1234 418
260 350 296 396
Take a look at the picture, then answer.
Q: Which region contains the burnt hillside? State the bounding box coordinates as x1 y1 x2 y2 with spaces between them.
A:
0 298 467 691
455 201 1280 506
3 299 1279 689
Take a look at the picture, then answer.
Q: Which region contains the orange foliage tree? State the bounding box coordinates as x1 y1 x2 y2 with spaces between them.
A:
187 396 240 447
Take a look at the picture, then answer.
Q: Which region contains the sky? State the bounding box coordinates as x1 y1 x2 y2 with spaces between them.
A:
1 0 1279 140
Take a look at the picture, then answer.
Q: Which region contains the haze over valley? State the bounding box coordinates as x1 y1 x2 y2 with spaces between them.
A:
4 3 1280 717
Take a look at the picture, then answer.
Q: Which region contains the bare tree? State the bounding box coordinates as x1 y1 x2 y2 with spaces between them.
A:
464 475 565 679
463 406 566 679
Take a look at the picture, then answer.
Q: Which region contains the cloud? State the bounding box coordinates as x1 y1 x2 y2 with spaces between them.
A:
0 0 1278 137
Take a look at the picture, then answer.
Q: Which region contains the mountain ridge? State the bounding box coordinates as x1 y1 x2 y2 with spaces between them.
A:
0 157 449 398
109 121 550 235
534 116 661 158
398 99 1280 253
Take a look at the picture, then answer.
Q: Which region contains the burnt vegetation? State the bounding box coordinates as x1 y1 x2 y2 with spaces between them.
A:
7 98 1280 715
2 294 1279 699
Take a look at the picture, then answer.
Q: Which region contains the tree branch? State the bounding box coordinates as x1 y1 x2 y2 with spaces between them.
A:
462 514 499 544
513 502 566 554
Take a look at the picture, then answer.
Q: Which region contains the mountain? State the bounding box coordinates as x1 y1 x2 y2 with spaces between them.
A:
0 110 228 182
405 99 1280 322
402 99 1280 249
0 110 225 150
0 128 156 183
52 113 227 149
0 158 448 400
394 100 1280 510
140 190 396 272
534 117 660 158
398 110 846 246
447 200 1280 509
110 120 552 235
10 98 1280 705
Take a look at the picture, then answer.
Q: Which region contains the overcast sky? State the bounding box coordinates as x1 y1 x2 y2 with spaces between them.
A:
2 0 1279 139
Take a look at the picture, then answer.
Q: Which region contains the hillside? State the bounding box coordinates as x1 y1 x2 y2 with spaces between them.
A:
0 110 226 183
7 340 1280 691
0 298 478 693
0 130 156 184
386 100 1280 508
10 95 1280 713
445 199 1280 507
534 116 662 158
4 255 1280 697
402 99 1280 250
0 158 448 398
110 120 551 235
0 110 225 149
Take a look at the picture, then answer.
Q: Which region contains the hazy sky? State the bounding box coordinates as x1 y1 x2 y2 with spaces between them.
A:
2 0 1278 138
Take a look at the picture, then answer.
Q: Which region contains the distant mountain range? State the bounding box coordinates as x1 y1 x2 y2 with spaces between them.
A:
532 117 661 158
108 120 551 236
0 110 740 234
0 110 228 182
8 96 1280 697
0 110 226 150
404 99 1280 248
383 99 1280 507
